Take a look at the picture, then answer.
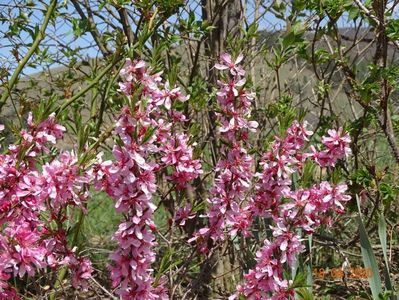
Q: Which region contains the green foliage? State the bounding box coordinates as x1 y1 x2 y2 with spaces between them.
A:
351 168 373 187
378 214 393 293
379 182 399 207
265 94 306 133
71 18 91 38
386 19 399 41
297 287 315 300
357 196 383 299
2 0 399 298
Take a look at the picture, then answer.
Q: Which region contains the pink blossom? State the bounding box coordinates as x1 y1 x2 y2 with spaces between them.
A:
154 82 189 109
0 113 93 297
174 204 195 226
193 53 257 248
215 53 245 76
160 133 202 188
0 221 47 278
70 256 93 290
93 57 204 298
310 128 351 167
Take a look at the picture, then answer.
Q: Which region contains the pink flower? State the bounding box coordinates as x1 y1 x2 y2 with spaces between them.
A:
70 256 93 290
154 82 189 109
0 221 47 278
194 54 256 247
174 204 195 226
118 81 133 95
120 59 146 82
35 113 66 141
215 53 245 76
160 133 202 188
0 113 95 298
0 287 20 300
310 128 351 167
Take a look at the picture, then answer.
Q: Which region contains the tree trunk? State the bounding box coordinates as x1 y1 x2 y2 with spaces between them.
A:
191 1 244 298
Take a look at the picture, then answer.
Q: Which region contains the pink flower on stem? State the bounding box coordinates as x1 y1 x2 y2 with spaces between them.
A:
0 113 93 296
0 221 47 278
94 56 206 298
174 204 195 226
192 53 257 249
70 256 93 290
309 128 351 167
215 53 245 76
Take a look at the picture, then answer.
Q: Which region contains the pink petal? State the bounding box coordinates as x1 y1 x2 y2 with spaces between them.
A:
214 63 229 70
220 53 232 64
235 53 244 65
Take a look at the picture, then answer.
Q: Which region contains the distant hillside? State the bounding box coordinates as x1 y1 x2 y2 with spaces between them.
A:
2 27 398 138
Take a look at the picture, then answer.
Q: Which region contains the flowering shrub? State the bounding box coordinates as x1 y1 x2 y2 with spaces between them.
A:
235 124 351 299
0 54 351 299
92 58 202 299
0 113 93 298
190 54 351 299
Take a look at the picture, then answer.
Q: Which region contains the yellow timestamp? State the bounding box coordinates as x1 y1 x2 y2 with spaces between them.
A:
312 267 373 280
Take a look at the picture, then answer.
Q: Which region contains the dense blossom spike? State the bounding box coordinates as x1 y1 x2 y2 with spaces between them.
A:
93 58 201 299
234 123 351 298
189 53 258 248
94 108 161 299
0 116 93 296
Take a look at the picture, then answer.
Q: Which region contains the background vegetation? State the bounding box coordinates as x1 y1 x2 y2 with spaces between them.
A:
1 0 399 299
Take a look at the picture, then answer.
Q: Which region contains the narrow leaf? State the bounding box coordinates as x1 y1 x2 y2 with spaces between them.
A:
356 195 382 299
357 215 383 299
378 213 393 292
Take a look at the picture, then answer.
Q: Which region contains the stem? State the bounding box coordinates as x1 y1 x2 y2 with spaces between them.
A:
95 62 124 136
49 209 85 300
55 56 121 117
275 67 281 98
0 0 57 112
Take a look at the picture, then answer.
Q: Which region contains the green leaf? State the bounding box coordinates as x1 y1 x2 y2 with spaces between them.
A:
387 19 399 41
378 214 393 292
289 270 309 289
142 126 157 144
296 287 314 300
307 235 313 293
347 6 360 21
356 196 383 299
155 248 182 283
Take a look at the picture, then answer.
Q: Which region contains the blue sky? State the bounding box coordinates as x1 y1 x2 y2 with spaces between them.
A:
0 1 362 77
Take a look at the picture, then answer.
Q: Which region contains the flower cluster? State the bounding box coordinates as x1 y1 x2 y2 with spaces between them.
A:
184 54 352 299
0 114 93 296
160 133 202 189
309 128 351 167
250 121 313 217
238 183 351 299
94 108 162 299
118 59 202 189
190 53 258 249
234 122 351 299
93 58 201 299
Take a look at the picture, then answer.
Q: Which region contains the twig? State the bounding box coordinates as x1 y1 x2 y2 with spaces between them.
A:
90 277 117 299
0 0 57 112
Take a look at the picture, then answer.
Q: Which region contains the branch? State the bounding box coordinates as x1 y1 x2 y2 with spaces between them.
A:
0 0 57 112
70 0 111 57
354 0 399 50
55 55 122 117
116 5 135 46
